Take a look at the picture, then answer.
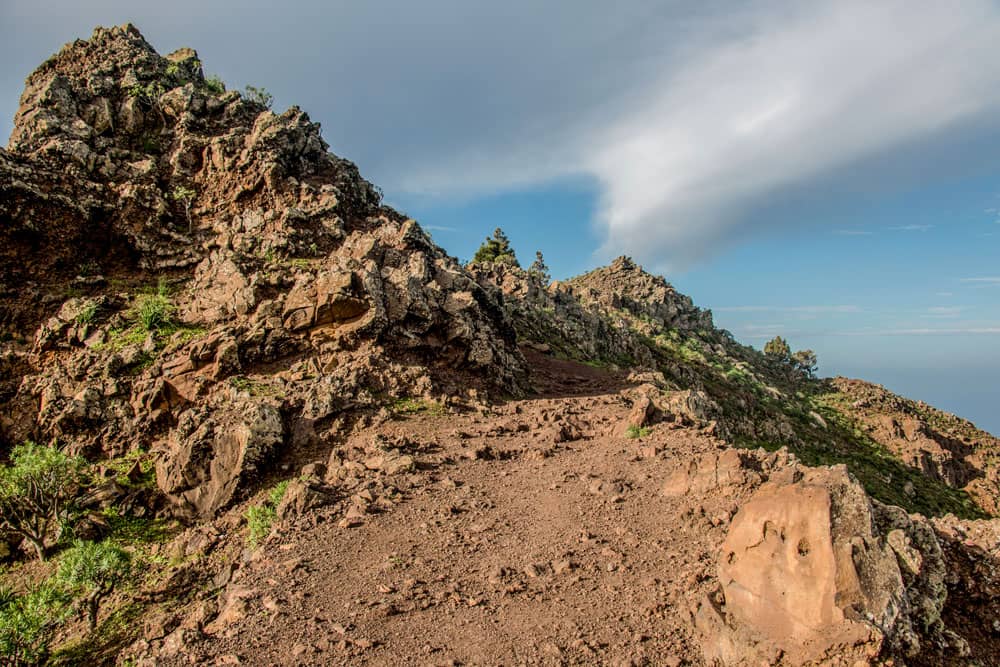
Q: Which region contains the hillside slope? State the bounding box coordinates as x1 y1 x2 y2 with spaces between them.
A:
0 25 998 667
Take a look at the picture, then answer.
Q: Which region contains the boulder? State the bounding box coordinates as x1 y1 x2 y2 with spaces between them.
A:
699 465 953 664
156 400 284 517
275 478 335 521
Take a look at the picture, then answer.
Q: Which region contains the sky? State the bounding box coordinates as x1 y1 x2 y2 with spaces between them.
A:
1 1 998 433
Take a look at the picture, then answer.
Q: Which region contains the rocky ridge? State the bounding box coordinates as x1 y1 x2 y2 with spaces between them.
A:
1 24 525 517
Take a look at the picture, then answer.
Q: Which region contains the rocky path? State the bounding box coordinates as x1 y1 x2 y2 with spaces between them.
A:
164 362 737 666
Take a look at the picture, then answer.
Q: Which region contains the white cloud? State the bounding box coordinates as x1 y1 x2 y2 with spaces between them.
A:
889 224 933 232
961 277 1000 283
834 230 874 236
385 2 1000 269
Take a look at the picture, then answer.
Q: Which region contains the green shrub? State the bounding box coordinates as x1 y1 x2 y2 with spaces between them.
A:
791 349 818 377
204 74 226 94
126 81 165 105
229 376 281 397
0 442 88 560
0 583 68 666
75 301 98 325
472 228 519 266
391 397 446 416
763 335 791 361
56 540 133 630
245 505 276 547
625 425 651 439
130 281 174 332
243 85 273 109
244 480 290 547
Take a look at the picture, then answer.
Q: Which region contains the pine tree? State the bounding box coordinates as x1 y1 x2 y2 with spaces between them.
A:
472 228 519 266
529 251 550 282
791 349 818 377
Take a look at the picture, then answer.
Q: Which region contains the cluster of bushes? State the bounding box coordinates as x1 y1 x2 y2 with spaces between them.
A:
1 443 141 664
763 335 818 377
1 540 132 665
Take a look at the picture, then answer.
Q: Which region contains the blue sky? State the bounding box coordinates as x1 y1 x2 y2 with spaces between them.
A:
2 1 998 433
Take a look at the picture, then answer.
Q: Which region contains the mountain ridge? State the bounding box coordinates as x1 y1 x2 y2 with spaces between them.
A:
1 24 998 666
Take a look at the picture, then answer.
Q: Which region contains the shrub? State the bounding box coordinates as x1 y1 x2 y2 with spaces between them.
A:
472 227 519 266
0 442 88 560
391 397 446 416
791 349 818 377
0 584 68 666
75 301 98 325
130 280 174 332
625 425 651 439
244 480 290 547
170 185 197 233
763 335 791 362
204 74 226 94
243 85 273 109
57 540 133 630
126 81 165 105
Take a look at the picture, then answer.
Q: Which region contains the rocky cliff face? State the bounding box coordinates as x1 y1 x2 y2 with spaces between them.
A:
1 24 525 517
832 377 1000 515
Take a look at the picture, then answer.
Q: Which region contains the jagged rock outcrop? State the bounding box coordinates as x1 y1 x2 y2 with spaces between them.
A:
566 256 714 333
470 257 712 368
695 458 988 665
469 261 658 369
0 24 526 515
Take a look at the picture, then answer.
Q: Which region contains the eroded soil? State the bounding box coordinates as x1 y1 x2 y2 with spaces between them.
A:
163 356 738 666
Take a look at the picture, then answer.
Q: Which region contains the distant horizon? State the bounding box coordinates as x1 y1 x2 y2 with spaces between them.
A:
2 1 997 435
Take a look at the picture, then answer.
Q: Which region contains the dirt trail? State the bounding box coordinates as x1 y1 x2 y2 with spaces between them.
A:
162 358 743 666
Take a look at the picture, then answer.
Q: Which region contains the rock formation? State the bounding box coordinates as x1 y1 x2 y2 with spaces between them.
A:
1 24 525 516
671 451 995 666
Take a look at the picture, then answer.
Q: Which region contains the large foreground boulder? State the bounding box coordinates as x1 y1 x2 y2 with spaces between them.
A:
697 465 962 665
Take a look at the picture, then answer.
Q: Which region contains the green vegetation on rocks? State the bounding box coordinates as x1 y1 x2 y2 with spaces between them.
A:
56 540 132 630
245 480 291 547
0 442 89 560
0 583 69 666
